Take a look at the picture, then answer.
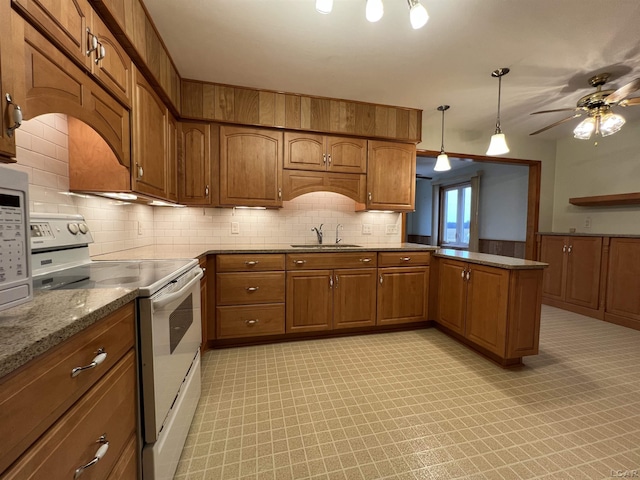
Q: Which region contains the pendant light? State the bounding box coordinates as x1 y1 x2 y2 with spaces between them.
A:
366 0 384 22
315 0 333 14
434 105 451 172
407 0 429 29
486 67 510 156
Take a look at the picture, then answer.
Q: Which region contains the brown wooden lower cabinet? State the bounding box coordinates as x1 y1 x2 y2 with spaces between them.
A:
605 237 640 329
435 258 542 365
377 266 429 325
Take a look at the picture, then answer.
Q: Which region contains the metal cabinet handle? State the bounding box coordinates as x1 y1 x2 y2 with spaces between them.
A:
86 28 98 56
74 435 109 479
461 270 466 279
5 94 22 137
323 153 327 164
246 287 259 292
334 274 339 288
293 260 306 265
368 192 372 201
71 348 107 378
327 154 332 166
359 258 372 263
136 163 144 179
205 184 209 196
97 43 106 62
401 257 411 262
278 187 282 199
379 274 383 285
567 245 573 254
466 270 470 281
245 260 259 266
562 245 567 253
329 276 333 288
245 319 259 326
201 267 206 273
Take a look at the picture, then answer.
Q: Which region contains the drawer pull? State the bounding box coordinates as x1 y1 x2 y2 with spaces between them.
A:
71 348 107 378
293 260 306 265
379 274 384 285
245 261 259 266
245 319 259 326
246 287 260 292
74 435 109 479
401 257 411 262
359 258 372 263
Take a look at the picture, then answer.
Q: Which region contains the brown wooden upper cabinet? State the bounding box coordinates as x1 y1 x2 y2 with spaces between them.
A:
219 125 283 208
13 0 132 106
131 67 167 198
166 111 178 202
0 3 24 161
364 140 416 211
283 132 367 174
539 235 602 311
179 122 212 206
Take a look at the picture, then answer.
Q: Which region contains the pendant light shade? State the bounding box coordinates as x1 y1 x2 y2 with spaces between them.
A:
486 68 510 156
315 0 333 14
434 105 451 172
366 0 384 22
408 0 429 29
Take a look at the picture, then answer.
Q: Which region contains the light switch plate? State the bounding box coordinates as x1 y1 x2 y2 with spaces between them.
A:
584 217 592 229
362 224 372 235
385 224 398 235
231 222 240 234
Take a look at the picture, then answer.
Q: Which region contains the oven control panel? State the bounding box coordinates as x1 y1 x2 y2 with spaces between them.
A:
30 214 93 252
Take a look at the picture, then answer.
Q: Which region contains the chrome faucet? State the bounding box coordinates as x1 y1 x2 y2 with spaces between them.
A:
335 224 343 244
311 224 324 244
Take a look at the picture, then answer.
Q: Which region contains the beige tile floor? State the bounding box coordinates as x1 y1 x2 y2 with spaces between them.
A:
175 306 640 479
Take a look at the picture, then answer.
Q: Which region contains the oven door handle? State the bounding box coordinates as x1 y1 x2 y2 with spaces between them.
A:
151 267 203 309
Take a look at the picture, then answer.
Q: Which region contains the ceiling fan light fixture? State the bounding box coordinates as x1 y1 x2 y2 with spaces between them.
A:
573 117 595 140
600 112 625 137
486 68 510 156
315 0 333 14
435 105 452 172
408 0 429 29
366 0 384 22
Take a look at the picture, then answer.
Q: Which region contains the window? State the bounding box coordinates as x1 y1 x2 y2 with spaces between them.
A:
441 183 471 247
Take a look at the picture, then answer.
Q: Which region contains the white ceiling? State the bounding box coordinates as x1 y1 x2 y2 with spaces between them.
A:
144 0 640 142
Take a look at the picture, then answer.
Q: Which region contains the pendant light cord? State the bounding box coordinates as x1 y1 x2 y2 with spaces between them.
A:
495 74 502 134
440 109 446 154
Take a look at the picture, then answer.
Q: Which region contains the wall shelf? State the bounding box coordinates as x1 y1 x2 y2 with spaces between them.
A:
569 193 640 207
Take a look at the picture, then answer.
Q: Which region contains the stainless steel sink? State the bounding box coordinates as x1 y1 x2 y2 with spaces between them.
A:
290 244 362 248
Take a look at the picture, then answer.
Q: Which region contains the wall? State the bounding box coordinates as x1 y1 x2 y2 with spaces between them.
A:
5 114 155 256
552 121 640 234
6 115 401 255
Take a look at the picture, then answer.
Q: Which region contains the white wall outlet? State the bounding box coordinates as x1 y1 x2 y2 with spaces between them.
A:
137 221 143 236
385 224 399 235
231 222 240 234
362 224 372 235
584 217 592 229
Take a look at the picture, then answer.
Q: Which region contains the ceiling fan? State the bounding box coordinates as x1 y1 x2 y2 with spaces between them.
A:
529 73 640 139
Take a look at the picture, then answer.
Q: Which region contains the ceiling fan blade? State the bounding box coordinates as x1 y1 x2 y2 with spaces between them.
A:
605 77 640 104
529 114 582 136
619 97 640 106
530 107 583 115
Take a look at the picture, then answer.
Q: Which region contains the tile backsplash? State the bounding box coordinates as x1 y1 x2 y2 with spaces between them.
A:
6 114 402 255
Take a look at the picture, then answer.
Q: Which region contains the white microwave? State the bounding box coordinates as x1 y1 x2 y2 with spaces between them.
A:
0 166 31 312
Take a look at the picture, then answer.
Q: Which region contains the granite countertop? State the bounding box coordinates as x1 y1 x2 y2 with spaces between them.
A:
0 287 137 378
537 232 640 238
434 249 548 269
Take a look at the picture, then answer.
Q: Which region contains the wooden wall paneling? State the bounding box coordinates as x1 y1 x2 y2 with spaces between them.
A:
300 96 311 129
526 162 541 260
375 106 389 138
202 82 215 119
181 80 203 118
274 93 286 127
339 101 356 133
355 103 375 136
214 85 234 121
285 95 301 128
234 87 259 124
310 97 330 132
329 100 341 132
259 91 275 126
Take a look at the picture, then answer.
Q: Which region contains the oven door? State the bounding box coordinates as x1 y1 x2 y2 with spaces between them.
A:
139 266 203 442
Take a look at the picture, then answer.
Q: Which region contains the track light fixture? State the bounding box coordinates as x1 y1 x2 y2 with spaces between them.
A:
434 105 451 172
316 0 429 29
486 67 510 156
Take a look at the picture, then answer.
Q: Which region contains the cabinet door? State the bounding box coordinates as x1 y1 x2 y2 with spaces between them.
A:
220 126 283 207
539 235 567 301
606 238 640 322
13 0 93 68
179 122 211 205
0 4 24 160
91 14 132 106
377 266 429 325
366 140 416 211
436 259 466 334
464 265 510 356
564 236 602 309
326 136 367 174
286 270 333 333
166 112 178 202
334 269 377 329
132 68 167 198
283 132 324 171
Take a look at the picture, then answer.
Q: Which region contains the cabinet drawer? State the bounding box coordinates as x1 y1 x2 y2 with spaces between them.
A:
378 251 431 267
217 304 286 338
217 254 285 272
3 351 137 480
287 252 377 270
0 302 135 474
216 272 285 305
106 434 137 480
